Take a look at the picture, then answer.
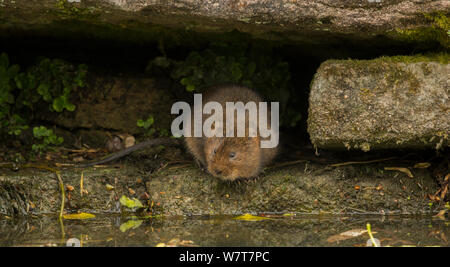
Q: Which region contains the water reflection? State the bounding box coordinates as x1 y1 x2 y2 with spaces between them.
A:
0 214 448 247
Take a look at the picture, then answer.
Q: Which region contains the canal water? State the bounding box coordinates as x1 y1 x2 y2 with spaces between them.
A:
0 213 448 247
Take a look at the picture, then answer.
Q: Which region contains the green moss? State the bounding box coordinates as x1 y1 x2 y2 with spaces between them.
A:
379 53 449 64
54 0 98 20
327 57 426 98
324 54 447 98
424 12 450 33
390 12 449 49
328 52 449 65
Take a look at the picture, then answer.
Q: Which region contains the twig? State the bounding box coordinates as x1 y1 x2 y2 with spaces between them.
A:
54 163 75 167
155 162 169 173
80 171 84 197
346 206 369 213
167 164 193 170
267 159 308 169
384 167 413 178
157 161 195 172
330 157 396 167
59 148 102 153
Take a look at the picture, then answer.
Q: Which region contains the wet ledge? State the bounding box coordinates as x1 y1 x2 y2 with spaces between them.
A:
0 160 439 216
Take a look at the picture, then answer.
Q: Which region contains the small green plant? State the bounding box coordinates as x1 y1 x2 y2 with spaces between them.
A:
146 44 301 127
137 115 156 135
137 115 155 130
32 126 64 153
26 57 87 112
137 115 170 137
6 115 29 136
0 52 87 153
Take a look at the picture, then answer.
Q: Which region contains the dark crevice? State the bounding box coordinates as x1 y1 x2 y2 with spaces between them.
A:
0 28 445 160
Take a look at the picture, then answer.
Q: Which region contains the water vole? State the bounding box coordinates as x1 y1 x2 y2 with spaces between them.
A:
185 85 278 180
78 85 279 181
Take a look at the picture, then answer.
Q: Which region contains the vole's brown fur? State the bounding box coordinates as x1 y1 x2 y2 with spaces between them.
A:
78 85 278 181
185 85 278 180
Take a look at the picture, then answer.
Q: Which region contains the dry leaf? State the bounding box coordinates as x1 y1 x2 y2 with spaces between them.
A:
72 156 85 162
428 194 441 202
233 213 270 221
433 210 447 219
105 184 114 191
54 163 75 167
119 219 143 232
440 185 448 200
119 195 144 209
63 213 96 220
384 167 413 178
128 188 136 195
327 229 370 243
413 162 431 169
159 238 197 247
66 185 75 191
436 210 447 216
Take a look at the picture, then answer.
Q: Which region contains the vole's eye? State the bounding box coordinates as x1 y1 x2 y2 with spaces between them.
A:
213 148 217 154
229 152 236 159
